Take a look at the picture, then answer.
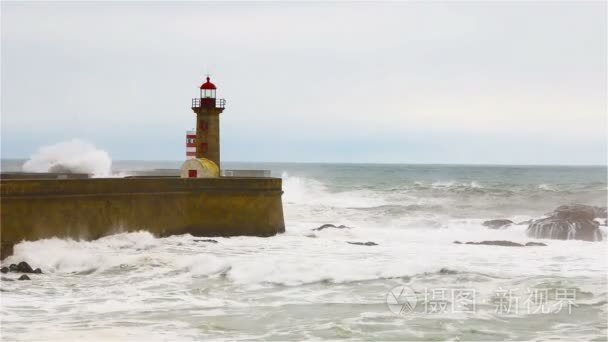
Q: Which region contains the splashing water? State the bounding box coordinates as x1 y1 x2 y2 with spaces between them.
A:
21 139 112 177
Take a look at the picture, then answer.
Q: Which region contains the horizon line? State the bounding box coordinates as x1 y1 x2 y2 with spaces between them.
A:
1 157 606 168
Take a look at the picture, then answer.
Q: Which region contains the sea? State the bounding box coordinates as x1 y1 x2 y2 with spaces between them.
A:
1 160 607 341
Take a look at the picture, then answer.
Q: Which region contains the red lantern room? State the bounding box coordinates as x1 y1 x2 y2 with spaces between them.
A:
192 75 225 109
200 77 216 99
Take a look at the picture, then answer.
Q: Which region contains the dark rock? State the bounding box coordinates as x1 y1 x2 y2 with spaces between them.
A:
17 262 34 273
1 277 14 282
18 274 30 280
459 240 547 247
527 205 603 241
193 239 218 243
4 262 41 274
525 242 547 247
465 240 525 247
0 267 8 274
517 220 533 225
552 204 597 221
453 241 462 244
312 224 351 231
527 217 601 241
593 206 607 221
482 219 514 229
347 241 378 246
439 268 458 274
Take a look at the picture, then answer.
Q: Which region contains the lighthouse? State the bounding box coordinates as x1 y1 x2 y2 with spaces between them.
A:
180 76 226 178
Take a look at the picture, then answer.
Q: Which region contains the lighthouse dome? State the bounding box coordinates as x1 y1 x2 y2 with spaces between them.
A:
200 77 216 90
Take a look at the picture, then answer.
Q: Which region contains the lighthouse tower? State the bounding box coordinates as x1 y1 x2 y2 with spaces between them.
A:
192 76 225 165
180 76 226 178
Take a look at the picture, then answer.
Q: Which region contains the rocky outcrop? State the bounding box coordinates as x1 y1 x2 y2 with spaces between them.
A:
4 262 42 274
525 242 547 246
193 239 218 243
312 224 351 231
438 268 458 274
16 261 34 273
18 274 30 280
454 240 547 247
527 204 604 241
482 219 514 229
347 241 378 246
594 207 607 221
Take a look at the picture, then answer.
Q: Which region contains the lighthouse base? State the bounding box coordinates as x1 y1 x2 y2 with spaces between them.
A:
0 177 285 260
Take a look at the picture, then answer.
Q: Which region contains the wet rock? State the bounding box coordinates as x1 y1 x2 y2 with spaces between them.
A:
439 268 458 274
18 274 30 280
1 277 14 282
347 241 378 246
527 204 603 241
0 267 8 274
528 217 601 241
482 219 514 229
552 204 597 221
304 234 317 238
594 206 607 220
517 219 533 225
193 239 218 243
465 240 525 247
17 262 34 273
5 262 41 274
525 242 547 247
456 240 547 247
312 224 351 231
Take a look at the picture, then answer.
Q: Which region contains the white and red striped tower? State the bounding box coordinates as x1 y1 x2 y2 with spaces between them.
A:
185 130 196 158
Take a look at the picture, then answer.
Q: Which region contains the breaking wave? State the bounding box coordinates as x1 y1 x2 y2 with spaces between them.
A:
22 139 112 177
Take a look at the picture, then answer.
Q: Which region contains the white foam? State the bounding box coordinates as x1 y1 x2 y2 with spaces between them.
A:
22 139 112 177
538 183 557 191
5 231 159 274
175 254 231 277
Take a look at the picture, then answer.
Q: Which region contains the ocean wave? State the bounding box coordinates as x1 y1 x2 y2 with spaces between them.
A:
282 173 387 209
353 204 446 216
4 231 160 274
175 254 231 277
3 227 607 290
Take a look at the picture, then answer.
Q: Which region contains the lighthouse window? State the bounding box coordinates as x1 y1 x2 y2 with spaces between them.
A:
203 89 216 98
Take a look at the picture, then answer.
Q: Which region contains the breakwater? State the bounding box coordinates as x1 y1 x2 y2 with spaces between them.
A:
0 177 285 259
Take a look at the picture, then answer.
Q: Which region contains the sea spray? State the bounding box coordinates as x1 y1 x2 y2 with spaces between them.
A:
22 139 112 177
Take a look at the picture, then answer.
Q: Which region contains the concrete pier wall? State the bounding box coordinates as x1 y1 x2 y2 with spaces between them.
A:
0 177 285 259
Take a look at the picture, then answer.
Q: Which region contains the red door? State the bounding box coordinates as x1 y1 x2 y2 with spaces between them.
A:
188 170 197 178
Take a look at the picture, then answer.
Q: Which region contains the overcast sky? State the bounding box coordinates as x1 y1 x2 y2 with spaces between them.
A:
1 1 606 164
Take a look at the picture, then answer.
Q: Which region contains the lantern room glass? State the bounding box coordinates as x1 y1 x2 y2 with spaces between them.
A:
201 89 216 99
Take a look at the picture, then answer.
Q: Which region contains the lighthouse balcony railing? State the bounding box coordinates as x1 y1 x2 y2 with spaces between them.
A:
192 98 226 109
